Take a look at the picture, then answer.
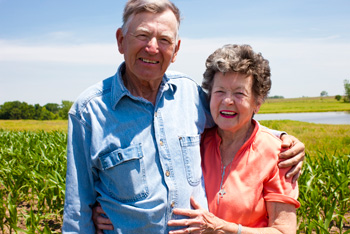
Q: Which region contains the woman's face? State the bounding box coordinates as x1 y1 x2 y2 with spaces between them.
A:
210 72 261 133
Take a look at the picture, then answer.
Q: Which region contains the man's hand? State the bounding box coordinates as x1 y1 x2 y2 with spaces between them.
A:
92 204 113 234
279 134 305 183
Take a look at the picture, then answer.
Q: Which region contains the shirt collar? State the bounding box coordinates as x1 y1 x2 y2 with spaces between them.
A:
111 62 177 110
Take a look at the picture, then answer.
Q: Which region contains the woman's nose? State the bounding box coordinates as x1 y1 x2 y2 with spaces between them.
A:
223 95 234 105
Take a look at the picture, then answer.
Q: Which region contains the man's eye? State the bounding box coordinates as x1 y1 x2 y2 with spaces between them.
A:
136 34 148 40
159 38 171 45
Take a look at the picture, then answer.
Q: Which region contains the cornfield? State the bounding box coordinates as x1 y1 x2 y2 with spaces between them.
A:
0 130 66 233
0 129 349 233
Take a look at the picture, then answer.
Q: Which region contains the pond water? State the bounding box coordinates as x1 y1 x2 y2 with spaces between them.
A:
254 111 350 125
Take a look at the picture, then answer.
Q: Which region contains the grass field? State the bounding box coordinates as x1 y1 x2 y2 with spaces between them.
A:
0 120 67 132
260 120 350 157
260 96 350 113
0 96 349 233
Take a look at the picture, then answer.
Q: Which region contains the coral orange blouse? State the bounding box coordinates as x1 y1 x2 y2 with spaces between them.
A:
201 120 300 227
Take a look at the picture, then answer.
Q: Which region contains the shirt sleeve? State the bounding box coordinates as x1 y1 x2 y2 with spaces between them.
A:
198 86 215 129
62 113 97 233
263 164 300 208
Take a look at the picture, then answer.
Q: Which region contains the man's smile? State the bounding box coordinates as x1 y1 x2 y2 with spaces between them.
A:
140 58 159 64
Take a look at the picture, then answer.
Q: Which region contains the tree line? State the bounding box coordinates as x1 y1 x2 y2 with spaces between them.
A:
0 101 73 120
1 78 349 120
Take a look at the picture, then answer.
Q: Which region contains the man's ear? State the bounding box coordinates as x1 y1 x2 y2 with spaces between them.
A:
116 28 125 54
171 39 181 63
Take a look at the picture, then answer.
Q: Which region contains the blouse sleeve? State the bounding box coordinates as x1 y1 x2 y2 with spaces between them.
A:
263 163 300 208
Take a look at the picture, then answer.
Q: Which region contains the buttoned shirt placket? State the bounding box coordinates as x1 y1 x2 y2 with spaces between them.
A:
153 81 178 224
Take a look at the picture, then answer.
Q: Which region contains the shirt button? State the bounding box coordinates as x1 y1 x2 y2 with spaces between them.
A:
171 201 175 208
165 170 170 177
160 140 164 146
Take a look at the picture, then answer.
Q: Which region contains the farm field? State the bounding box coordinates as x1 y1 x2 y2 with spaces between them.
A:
0 121 349 233
0 96 349 233
260 96 350 113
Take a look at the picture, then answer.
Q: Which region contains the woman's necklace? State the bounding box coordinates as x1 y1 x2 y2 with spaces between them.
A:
217 124 253 205
217 160 233 205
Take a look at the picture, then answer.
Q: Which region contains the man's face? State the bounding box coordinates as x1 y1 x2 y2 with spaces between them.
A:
117 9 180 84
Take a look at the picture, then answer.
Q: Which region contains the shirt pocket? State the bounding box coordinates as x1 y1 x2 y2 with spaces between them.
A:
99 144 149 202
179 135 201 186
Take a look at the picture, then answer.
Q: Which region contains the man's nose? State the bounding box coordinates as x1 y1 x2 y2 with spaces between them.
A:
145 37 159 54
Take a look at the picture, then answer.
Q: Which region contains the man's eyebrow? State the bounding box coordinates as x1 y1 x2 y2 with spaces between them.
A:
133 27 151 34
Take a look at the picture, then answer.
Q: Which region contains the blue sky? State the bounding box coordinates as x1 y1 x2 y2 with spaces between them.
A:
1 0 350 105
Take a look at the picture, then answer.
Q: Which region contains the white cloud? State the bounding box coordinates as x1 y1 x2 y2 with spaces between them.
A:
1 36 349 105
0 40 123 65
172 36 350 97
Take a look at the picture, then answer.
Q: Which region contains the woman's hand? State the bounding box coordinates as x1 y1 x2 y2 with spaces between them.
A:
168 197 226 234
279 134 305 183
92 203 114 233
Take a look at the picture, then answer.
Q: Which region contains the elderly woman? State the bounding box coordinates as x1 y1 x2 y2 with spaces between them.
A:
167 44 300 234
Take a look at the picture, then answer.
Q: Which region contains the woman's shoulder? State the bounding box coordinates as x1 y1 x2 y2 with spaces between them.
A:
252 125 283 160
256 124 282 145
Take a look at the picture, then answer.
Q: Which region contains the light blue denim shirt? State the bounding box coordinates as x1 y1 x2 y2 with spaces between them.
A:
62 63 214 233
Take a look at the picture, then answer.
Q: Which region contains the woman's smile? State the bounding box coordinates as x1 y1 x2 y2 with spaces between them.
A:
220 110 237 118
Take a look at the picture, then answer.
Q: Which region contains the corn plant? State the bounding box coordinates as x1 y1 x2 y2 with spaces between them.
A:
297 153 350 233
0 130 67 233
1 128 350 233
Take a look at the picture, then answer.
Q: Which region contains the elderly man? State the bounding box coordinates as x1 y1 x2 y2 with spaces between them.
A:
62 0 304 233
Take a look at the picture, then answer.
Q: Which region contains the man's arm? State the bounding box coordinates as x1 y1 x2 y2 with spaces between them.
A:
62 114 97 233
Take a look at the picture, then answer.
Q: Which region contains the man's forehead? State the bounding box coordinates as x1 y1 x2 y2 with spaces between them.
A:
135 25 176 36
131 12 178 35
132 9 178 26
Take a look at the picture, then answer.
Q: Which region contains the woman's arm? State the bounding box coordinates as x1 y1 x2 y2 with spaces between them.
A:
167 198 296 234
236 202 296 234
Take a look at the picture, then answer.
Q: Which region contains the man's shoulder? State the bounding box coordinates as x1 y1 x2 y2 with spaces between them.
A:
165 70 199 85
70 76 113 115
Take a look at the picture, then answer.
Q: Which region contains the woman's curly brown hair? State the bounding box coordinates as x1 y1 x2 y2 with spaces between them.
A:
202 44 271 104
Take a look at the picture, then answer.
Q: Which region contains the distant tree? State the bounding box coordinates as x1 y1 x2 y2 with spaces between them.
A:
344 79 350 103
320 91 328 97
335 95 342 101
268 95 284 99
0 101 34 119
44 103 60 114
59 100 73 119
0 101 22 119
0 101 60 120
38 107 57 120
